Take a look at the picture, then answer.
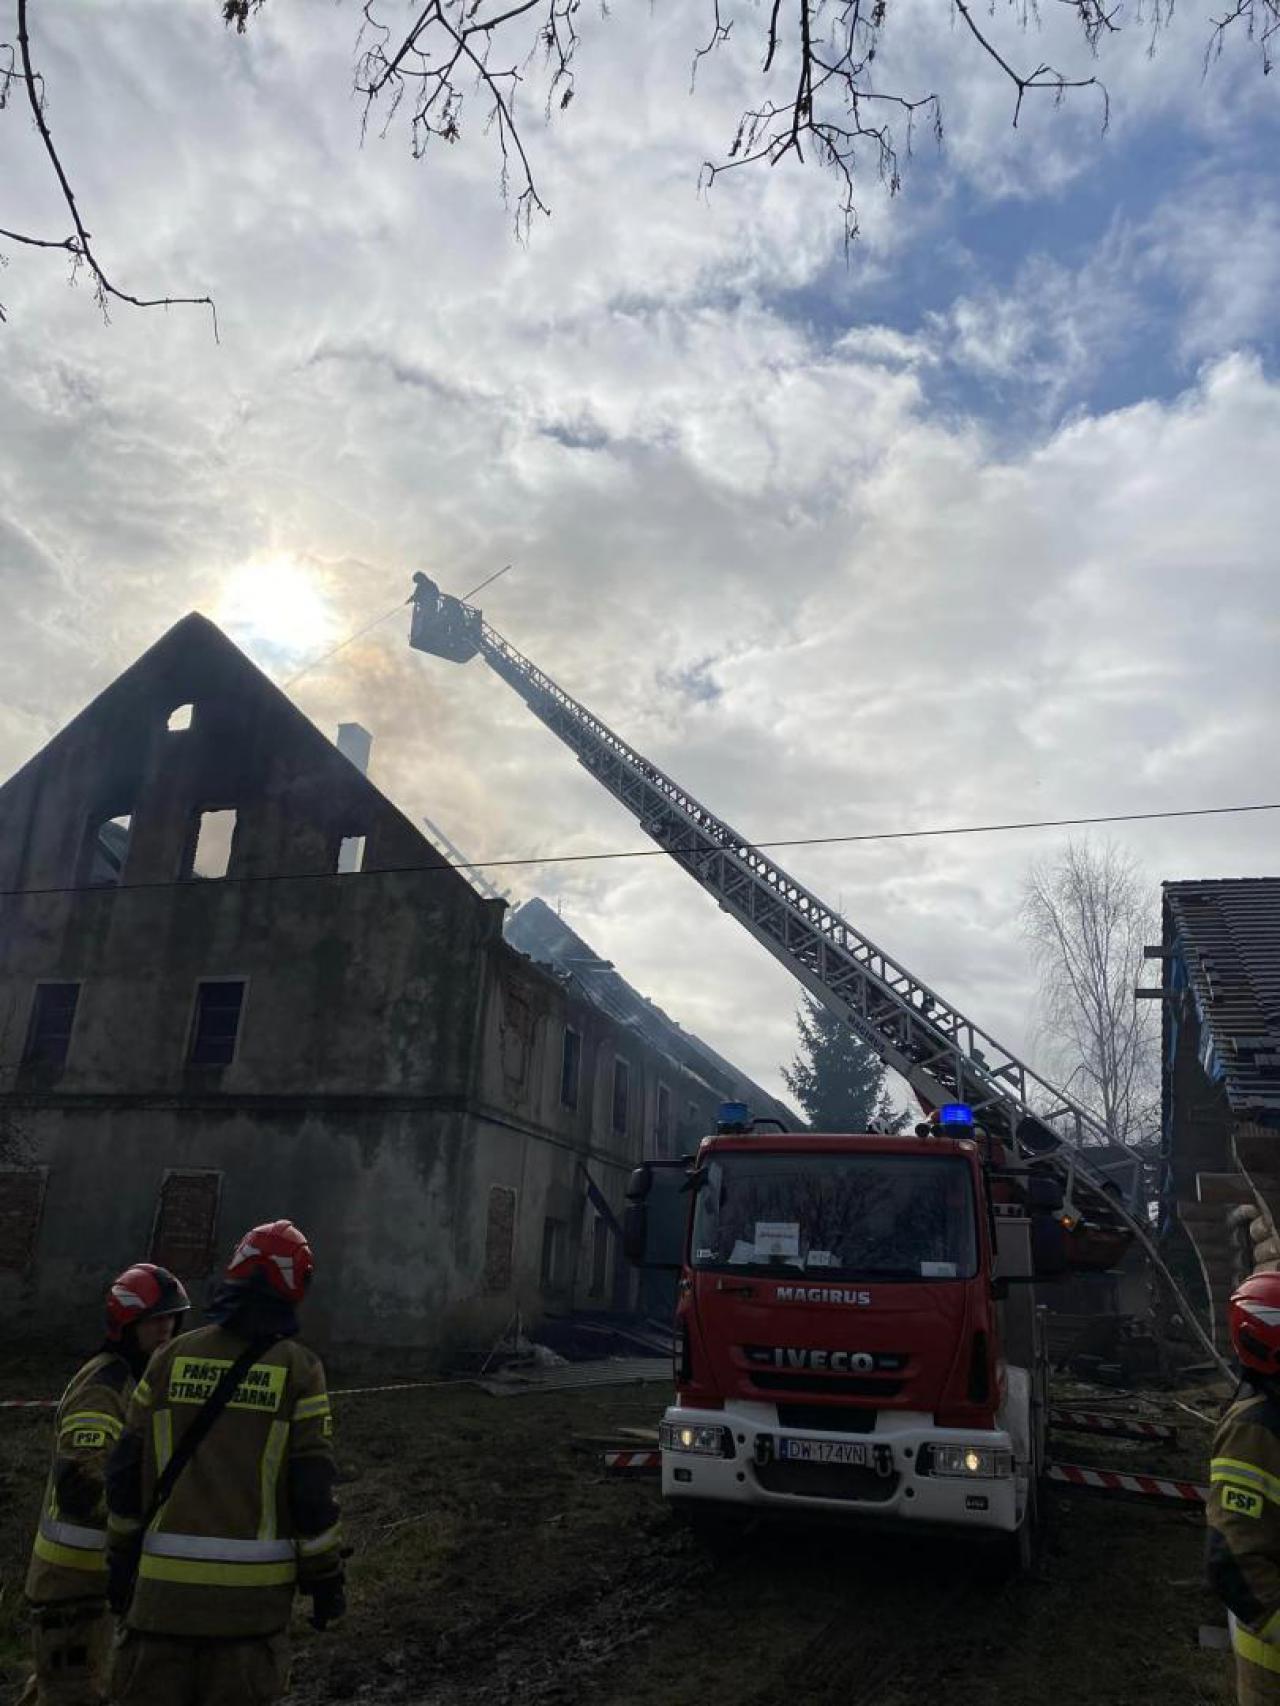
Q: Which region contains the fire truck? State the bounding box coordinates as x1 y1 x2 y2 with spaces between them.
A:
406 573 1212 1566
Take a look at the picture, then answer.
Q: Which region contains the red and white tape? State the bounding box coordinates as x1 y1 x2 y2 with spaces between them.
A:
603 1450 661 1473
0 1398 57 1410
1050 1408 1178 1444
1048 1461 1206 1504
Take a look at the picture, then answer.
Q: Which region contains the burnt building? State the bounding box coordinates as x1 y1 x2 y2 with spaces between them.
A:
0 614 793 1365
1157 878 1280 1344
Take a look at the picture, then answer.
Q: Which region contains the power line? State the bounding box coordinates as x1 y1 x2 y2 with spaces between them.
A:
2 800 1275 902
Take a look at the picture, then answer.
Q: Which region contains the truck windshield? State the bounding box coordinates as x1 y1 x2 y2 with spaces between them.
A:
690 1152 978 1280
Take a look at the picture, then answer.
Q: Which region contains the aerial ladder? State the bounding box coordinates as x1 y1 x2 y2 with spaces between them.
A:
406 573 1226 1373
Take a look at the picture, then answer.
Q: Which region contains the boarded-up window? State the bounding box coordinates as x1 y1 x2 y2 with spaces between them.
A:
483 1185 517 1293
0 1168 48 1274
150 1170 222 1282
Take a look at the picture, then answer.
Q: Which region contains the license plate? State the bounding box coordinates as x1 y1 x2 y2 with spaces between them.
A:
778 1437 869 1466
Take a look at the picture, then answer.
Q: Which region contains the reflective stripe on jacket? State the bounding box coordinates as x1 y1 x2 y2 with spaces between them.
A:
1207 1386 1280 1677
25 1351 132 1605
105 1323 341 1638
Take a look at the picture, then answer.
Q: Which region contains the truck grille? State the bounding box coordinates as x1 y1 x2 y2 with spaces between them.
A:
775 1404 878 1433
748 1372 903 1399
754 1460 900 1503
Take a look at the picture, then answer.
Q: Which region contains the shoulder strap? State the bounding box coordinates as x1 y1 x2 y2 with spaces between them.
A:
141 1337 273 1532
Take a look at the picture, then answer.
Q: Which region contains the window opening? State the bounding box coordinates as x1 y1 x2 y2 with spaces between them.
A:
189 980 245 1067
560 1027 581 1109
656 1083 672 1154
590 1215 610 1298
22 983 81 1068
337 834 367 874
541 1217 566 1289
190 810 237 880
87 814 132 885
167 703 194 732
612 1058 630 1136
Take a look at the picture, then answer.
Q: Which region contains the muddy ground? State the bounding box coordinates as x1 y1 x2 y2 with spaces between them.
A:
0 1355 1235 1706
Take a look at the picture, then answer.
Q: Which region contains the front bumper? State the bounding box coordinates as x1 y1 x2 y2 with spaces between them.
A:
660 1402 1024 1533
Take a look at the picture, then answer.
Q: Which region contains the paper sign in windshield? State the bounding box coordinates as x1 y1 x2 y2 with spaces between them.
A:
806 1250 837 1268
920 1260 957 1278
754 1221 800 1258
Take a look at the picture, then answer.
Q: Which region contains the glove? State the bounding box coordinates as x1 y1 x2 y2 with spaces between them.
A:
306 1572 347 1632
107 1544 140 1617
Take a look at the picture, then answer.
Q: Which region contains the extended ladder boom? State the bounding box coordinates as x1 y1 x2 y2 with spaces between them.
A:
408 575 1137 1197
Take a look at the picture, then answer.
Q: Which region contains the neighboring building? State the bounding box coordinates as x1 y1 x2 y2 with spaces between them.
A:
1158 878 1280 1344
0 614 794 1366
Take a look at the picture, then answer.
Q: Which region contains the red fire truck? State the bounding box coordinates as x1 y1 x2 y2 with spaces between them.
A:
624 1101 1066 1565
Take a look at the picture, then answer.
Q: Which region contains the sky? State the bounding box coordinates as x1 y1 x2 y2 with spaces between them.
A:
1 0 1277 1106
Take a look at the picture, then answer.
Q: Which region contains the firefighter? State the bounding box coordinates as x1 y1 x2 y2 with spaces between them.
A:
21 1262 191 1706
105 1219 345 1706
1207 1269 1280 1704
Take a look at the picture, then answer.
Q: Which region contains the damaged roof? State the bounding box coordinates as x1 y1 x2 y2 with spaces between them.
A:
504 896 799 1127
1166 878 1280 1118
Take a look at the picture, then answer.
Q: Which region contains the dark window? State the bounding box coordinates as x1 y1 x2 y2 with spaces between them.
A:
0 1169 49 1273
560 1027 581 1109
189 981 245 1066
151 1171 221 1283
541 1217 566 1289
656 1083 672 1154
612 1058 630 1135
590 1215 610 1298
23 983 80 1068
484 1186 517 1293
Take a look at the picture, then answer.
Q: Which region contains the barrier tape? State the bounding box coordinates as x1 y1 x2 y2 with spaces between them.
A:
604 1450 662 1473
1049 1408 1178 1444
1048 1461 1207 1504
0 1398 57 1410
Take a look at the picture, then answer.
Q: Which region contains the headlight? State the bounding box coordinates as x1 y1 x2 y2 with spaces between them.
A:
659 1421 733 1457
927 1444 1013 1479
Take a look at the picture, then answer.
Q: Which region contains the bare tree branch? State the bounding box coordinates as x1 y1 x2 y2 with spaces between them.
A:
0 0 218 334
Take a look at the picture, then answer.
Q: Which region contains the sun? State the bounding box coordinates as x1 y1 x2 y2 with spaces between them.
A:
217 556 337 665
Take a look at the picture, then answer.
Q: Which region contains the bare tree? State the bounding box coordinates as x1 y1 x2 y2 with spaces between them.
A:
1021 838 1159 1151
0 0 217 332
3 0 1276 322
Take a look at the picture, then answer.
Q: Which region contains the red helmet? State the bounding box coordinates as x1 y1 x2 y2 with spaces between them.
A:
105 1263 191 1342
224 1220 314 1303
1229 1271 1280 1374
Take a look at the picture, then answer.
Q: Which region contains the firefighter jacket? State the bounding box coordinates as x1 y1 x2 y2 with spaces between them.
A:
105 1321 342 1639
25 1349 134 1605
1207 1383 1280 1678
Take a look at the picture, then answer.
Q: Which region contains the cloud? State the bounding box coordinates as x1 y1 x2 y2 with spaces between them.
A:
0 0 1277 1108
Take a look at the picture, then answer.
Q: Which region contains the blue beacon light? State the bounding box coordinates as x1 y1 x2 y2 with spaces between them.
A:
938 1103 975 1126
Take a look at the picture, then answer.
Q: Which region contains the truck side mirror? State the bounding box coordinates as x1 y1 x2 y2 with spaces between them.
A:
622 1162 688 1271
